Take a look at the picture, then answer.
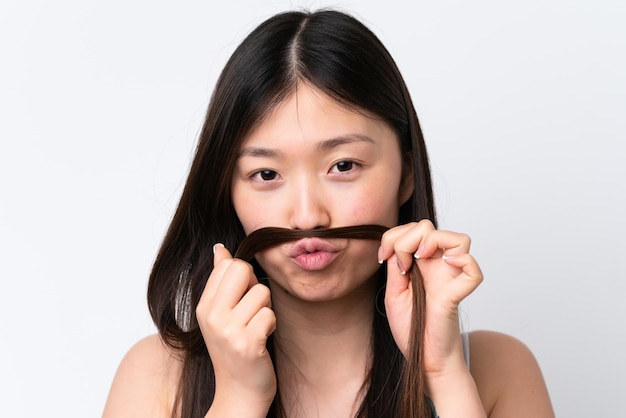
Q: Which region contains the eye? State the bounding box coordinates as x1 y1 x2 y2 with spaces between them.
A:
330 160 358 174
251 169 279 182
336 161 353 172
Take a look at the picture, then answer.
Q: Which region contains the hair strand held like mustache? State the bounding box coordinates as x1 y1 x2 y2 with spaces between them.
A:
234 224 390 261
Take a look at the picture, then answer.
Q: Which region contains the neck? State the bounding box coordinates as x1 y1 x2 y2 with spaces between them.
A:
269 280 378 416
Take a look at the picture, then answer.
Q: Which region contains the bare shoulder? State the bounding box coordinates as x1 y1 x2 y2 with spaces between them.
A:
102 334 182 418
469 330 555 418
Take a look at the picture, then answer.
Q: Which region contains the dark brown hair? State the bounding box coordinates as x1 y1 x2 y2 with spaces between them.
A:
147 9 436 418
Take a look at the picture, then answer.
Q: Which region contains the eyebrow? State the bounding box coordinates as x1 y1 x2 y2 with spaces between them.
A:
317 134 376 151
237 134 376 159
237 147 281 158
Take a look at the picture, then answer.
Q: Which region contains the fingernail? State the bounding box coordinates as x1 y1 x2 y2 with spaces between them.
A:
414 244 424 259
377 246 384 264
213 243 225 254
442 255 453 260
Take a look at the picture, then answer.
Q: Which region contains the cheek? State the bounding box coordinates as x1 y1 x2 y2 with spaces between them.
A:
233 185 287 234
232 186 259 234
346 182 401 226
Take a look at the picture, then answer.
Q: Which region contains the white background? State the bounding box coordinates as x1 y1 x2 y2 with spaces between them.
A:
1 0 624 416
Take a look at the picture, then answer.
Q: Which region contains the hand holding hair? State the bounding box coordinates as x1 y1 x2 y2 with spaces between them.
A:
378 220 483 378
197 243 277 415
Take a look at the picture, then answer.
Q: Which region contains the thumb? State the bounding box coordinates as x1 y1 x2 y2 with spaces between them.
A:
385 254 412 297
213 242 233 265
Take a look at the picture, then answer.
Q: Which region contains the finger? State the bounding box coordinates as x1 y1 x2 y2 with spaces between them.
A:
380 220 435 274
440 253 484 302
385 253 412 298
231 283 272 326
213 259 259 311
247 306 277 340
199 243 236 305
213 242 234 264
378 221 431 260
413 230 471 260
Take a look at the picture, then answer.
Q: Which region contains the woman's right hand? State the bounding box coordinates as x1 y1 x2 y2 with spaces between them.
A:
197 243 277 417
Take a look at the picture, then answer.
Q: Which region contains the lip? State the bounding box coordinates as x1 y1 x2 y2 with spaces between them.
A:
288 238 341 271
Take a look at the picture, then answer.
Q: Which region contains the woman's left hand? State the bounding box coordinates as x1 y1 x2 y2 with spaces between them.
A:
378 220 483 376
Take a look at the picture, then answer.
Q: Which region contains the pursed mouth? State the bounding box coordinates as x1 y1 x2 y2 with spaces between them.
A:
290 246 341 271
288 237 342 258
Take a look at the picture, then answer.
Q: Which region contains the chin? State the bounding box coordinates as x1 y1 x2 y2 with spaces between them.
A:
267 269 379 304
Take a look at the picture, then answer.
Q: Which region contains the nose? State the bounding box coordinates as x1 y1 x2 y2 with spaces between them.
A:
288 177 331 230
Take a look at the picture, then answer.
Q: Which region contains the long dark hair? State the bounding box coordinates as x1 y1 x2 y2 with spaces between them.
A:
147 9 436 418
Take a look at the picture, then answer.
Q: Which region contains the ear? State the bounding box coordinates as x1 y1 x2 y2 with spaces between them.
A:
398 152 415 205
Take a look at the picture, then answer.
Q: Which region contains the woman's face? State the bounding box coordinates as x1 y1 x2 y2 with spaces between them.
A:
232 84 413 302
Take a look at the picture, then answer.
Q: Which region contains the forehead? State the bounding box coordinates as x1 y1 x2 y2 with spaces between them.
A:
240 84 397 148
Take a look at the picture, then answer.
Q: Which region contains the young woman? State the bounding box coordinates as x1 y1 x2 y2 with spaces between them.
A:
103 10 554 418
